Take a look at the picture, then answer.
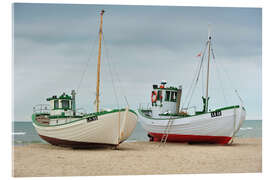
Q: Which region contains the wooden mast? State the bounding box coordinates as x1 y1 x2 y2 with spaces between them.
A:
96 10 105 112
205 25 211 112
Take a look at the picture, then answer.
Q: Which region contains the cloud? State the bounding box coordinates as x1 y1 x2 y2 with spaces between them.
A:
13 4 262 121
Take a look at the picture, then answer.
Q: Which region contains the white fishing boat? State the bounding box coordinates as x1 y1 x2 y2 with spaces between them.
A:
138 28 246 144
32 10 137 148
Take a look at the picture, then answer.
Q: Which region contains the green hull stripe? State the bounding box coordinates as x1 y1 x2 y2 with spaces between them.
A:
49 115 83 119
32 108 137 127
138 105 241 120
214 105 240 112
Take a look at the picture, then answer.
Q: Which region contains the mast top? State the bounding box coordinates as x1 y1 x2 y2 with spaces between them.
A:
208 24 212 40
100 9 105 15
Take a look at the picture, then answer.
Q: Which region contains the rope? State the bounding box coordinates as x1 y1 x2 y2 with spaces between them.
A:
76 15 100 95
235 89 245 107
211 46 228 106
102 33 129 107
183 41 208 110
181 57 200 110
182 43 205 109
109 58 130 107
76 36 99 94
211 47 242 104
102 33 120 110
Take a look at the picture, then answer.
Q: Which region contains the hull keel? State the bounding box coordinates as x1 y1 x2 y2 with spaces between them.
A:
148 132 232 144
39 134 117 148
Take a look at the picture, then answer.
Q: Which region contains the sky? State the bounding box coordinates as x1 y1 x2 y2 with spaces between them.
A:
13 3 262 121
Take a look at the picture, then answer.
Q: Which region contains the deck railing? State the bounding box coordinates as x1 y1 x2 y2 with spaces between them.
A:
181 106 197 115
33 104 50 114
138 103 151 110
75 108 86 116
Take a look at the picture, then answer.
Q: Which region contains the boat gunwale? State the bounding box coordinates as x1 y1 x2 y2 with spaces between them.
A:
32 108 137 127
138 105 241 120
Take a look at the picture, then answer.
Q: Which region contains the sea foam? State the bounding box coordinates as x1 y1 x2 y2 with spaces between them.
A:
13 132 26 135
240 127 253 130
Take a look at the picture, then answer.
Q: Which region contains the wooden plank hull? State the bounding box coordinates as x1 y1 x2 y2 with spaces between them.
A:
33 110 137 147
38 134 115 148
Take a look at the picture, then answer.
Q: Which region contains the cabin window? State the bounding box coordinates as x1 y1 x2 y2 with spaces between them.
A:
171 92 177 102
157 90 162 100
62 100 70 109
165 91 170 101
54 100 59 109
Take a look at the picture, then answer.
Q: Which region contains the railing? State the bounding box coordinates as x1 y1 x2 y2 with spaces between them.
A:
33 104 50 114
75 108 86 116
33 104 88 116
181 106 197 115
138 103 151 110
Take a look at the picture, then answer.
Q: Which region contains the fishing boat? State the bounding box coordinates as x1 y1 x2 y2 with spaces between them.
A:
138 28 246 144
32 10 137 148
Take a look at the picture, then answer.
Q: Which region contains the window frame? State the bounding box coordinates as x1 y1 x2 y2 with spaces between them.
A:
165 91 170 101
54 100 59 109
170 91 177 102
61 100 70 109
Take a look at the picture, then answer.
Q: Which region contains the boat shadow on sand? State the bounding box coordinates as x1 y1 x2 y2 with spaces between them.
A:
33 143 137 151
185 141 255 147
31 139 257 151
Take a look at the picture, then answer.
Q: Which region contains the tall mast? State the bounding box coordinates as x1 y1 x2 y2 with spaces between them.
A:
205 25 211 112
96 10 105 112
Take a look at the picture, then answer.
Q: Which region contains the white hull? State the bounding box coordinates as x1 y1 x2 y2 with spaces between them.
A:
33 109 137 146
138 106 246 144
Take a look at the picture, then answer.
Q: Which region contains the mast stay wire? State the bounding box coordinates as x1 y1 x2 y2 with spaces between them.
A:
76 15 100 95
102 34 129 107
76 36 99 95
182 41 208 110
210 45 228 106
101 34 120 109
182 41 206 110
187 41 208 109
210 45 244 106
181 53 201 110
107 55 130 107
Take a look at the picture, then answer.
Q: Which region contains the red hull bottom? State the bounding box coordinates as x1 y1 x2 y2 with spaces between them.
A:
148 132 232 144
39 134 117 148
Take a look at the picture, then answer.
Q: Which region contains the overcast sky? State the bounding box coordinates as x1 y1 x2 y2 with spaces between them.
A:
13 3 262 121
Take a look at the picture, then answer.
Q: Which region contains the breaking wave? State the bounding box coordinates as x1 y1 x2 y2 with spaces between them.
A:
12 132 26 135
240 127 253 130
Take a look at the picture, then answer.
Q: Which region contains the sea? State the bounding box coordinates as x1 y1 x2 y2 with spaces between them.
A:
12 120 262 145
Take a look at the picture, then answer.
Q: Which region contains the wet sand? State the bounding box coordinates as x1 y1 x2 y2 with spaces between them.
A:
13 138 262 177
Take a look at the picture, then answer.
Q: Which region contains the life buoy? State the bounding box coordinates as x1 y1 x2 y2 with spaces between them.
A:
151 91 158 103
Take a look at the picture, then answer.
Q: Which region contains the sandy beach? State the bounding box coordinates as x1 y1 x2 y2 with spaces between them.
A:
13 138 262 177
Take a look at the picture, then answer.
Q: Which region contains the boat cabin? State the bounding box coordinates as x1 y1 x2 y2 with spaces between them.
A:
151 80 182 117
33 90 79 125
46 92 75 116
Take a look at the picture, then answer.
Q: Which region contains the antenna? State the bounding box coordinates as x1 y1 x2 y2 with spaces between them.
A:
208 23 212 40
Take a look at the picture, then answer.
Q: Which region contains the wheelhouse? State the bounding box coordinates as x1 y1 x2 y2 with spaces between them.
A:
150 81 182 117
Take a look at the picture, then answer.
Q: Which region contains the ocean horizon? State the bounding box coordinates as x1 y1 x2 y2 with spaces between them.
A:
12 120 262 146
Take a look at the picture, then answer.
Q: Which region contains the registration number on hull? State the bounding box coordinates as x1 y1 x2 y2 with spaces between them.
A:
211 111 222 118
86 116 98 122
